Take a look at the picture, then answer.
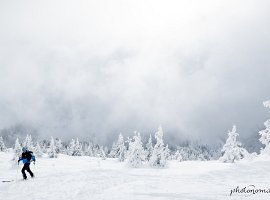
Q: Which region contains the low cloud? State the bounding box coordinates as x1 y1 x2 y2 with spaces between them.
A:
0 0 270 145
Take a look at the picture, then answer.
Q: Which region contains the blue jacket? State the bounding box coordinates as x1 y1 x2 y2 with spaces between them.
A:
18 151 36 164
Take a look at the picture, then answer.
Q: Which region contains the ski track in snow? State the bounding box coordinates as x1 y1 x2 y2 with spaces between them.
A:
1 152 270 200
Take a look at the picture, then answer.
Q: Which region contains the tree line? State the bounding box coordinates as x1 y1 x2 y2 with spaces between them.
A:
0 100 269 167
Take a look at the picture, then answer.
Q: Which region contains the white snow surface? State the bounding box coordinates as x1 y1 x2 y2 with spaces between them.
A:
1 152 270 200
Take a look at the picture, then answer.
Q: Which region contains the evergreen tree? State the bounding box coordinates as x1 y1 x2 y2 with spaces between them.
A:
100 146 106 160
14 138 21 156
263 100 270 108
13 138 21 161
176 142 219 161
85 142 94 157
149 126 167 168
55 138 63 154
0 136 6 152
109 133 126 161
164 144 171 160
145 134 153 161
68 138 83 156
104 146 109 157
109 142 117 158
127 132 145 168
115 133 126 162
67 139 75 156
177 147 189 161
35 142 43 157
259 100 270 154
47 137 57 158
23 134 34 150
40 140 48 153
73 138 83 156
93 144 101 157
173 150 183 162
219 125 248 163
259 120 270 153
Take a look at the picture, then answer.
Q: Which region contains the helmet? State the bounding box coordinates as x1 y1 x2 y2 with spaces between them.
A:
22 147 28 152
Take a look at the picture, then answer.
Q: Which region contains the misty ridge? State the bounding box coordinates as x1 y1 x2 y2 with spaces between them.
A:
0 0 270 155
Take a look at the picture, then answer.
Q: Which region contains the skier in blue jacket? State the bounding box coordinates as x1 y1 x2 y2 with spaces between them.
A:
18 147 36 179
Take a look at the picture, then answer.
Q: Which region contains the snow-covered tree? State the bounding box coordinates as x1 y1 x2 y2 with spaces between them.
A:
47 137 57 158
40 140 48 153
14 138 21 156
149 126 167 168
67 139 75 156
164 144 171 160
175 142 219 161
173 150 183 162
104 146 109 157
12 138 22 161
23 134 34 151
127 132 145 168
263 100 270 108
73 138 83 156
115 133 126 161
93 144 101 157
219 125 248 163
68 138 83 156
0 136 6 152
145 134 153 161
109 142 117 158
99 146 106 160
109 133 126 161
85 142 94 157
259 120 270 153
35 142 43 157
259 100 270 154
55 138 63 154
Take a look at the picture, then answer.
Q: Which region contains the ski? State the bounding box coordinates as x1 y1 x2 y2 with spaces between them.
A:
2 180 14 183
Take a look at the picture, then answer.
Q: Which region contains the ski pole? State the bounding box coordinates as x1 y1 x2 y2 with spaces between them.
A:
31 160 35 175
33 162 36 174
16 163 19 182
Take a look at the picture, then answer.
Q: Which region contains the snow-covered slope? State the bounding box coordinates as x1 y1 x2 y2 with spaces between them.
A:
0 152 269 200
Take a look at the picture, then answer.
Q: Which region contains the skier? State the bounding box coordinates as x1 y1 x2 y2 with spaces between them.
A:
18 147 36 180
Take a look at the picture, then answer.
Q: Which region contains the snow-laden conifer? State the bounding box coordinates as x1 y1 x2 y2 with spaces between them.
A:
149 126 167 168
73 138 83 156
109 142 117 158
259 100 270 154
116 133 126 161
219 126 248 163
100 146 106 160
35 142 43 157
55 138 63 154
68 138 83 156
23 134 34 151
127 132 145 168
67 139 75 156
85 142 94 157
14 138 21 156
48 137 57 158
0 136 6 152
145 134 153 161
12 138 21 162
109 133 126 161
173 150 183 162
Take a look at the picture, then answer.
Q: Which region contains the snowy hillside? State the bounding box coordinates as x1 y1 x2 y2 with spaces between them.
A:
1 152 270 200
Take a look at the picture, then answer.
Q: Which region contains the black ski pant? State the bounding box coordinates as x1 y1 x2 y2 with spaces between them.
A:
21 163 34 179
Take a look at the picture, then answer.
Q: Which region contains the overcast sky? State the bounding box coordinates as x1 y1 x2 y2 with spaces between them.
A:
0 0 270 144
